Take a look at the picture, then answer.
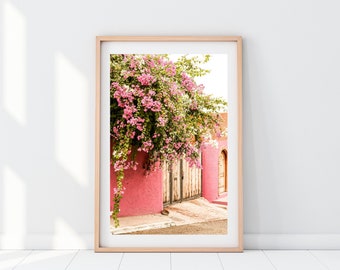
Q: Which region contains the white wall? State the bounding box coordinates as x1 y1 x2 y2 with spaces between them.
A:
1 0 340 249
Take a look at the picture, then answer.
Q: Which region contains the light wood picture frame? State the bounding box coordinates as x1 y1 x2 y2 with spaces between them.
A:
95 36 243 252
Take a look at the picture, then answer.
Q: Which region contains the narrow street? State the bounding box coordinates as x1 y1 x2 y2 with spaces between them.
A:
128 219 227 234
111 198 228 235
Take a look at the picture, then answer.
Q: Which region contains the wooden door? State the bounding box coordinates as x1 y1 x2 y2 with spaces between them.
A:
162 162 171 204
218 151 227 194
171 160 181 202
182 157 201 200
163 157 202 205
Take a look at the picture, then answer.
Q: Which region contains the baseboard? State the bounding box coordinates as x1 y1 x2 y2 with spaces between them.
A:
1 233 340 249
244 234 340 250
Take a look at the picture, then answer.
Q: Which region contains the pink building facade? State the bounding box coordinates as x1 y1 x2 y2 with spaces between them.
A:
111 113 228 217
201 139 228 202
110 151 163 217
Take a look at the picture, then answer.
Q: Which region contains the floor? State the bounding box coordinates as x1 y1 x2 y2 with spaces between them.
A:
1 250 340 270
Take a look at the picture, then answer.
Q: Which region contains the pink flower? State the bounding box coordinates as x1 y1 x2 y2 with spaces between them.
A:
173 115 182 122
127 117 138 125
113 186 127 195
157 116 167 126
130 58 137 69
141 97 161 112
121 70 135 79
190 101 198 110
136 124 143 131
123 105 137 120
166 63 176 76
133 85 145 97
137 74 155 86
142 140 154 152
113 127 119 135
128 116 144 126
147 59 155 68
170 83 180 96
113 160 125 171
131 162 138 170
151 101 161 112
186 157 202 169
157 57 166 66
196 84 205 94
137 117 145 123
181 72 196 91
128 131 135 139
141 96 154 109
174 142 183 150
112 83 134 107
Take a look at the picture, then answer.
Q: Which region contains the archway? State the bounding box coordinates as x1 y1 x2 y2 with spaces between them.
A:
218 150 228 194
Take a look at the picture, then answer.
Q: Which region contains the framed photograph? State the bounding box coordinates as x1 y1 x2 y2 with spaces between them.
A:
95 36 243 252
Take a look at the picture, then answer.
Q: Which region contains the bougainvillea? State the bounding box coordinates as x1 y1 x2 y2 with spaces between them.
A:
110 54 227 227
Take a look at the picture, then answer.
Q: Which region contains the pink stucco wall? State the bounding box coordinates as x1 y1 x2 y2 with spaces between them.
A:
110 151 163 217
201 139 228 202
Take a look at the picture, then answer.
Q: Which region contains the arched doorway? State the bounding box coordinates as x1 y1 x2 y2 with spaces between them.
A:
218 150 228 194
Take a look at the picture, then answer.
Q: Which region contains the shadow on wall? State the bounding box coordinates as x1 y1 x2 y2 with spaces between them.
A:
0 0 94 248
